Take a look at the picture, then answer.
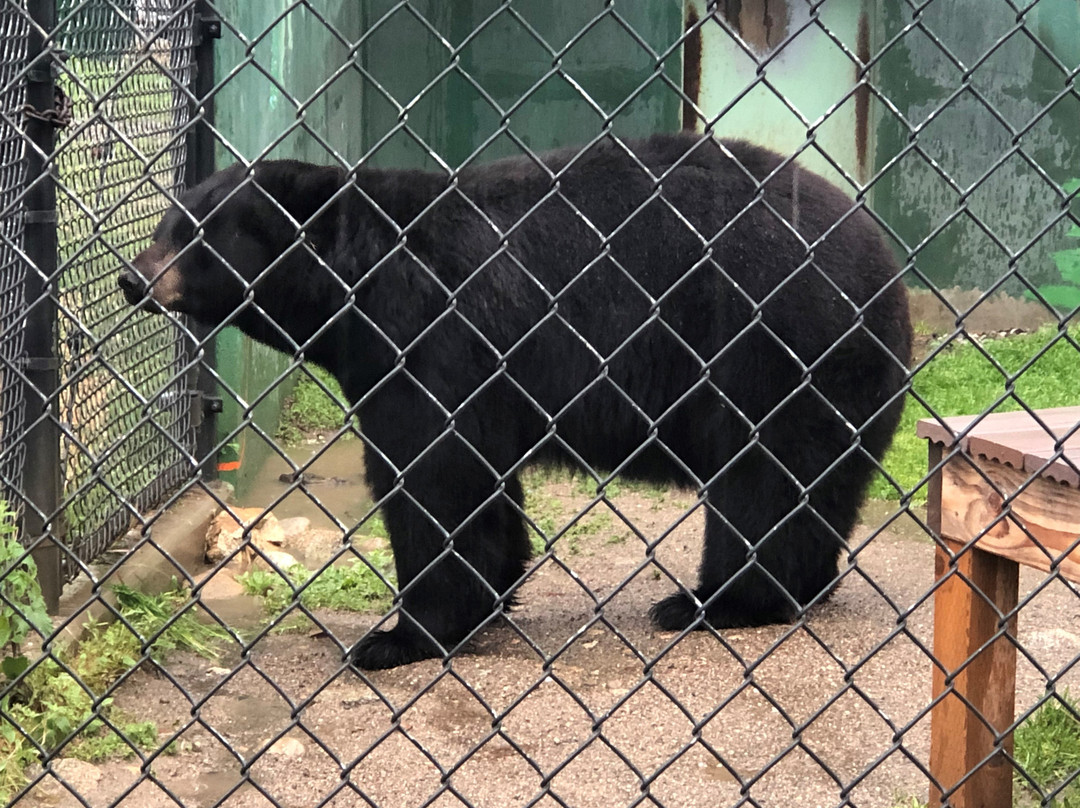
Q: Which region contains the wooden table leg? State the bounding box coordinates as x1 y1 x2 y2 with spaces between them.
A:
928 536 1019 807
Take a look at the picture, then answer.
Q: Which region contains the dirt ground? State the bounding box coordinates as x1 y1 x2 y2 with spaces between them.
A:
17 442 1080 808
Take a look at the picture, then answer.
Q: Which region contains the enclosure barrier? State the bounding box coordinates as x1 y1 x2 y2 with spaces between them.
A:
1 0 212 608
0 2 1078 807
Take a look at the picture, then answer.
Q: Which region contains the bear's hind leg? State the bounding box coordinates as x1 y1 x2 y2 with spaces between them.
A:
650 498 804 631
650 444 846 632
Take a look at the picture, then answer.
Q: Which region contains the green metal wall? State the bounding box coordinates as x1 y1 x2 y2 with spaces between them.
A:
873 0 1080 292
210 1 366 491
687 0 1080 298
355 1 682 169
209 1 683 492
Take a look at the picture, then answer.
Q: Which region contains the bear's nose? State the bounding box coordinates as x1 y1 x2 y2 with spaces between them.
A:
117 268 144 296
117 269 148 306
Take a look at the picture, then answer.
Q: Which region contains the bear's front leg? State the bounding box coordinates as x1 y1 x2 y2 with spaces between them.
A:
351 440 530 670
351 622 443 670
350 529 506 669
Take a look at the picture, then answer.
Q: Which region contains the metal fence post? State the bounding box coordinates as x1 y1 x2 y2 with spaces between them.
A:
186 0 221 479
21 0 63 612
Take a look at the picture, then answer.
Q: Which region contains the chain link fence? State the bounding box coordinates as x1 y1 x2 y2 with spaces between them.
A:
0 3 31 517
2 1 1080 807
0 0 200 592
51 0 198 574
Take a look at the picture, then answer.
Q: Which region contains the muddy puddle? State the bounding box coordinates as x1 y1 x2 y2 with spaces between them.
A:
235 436 374 529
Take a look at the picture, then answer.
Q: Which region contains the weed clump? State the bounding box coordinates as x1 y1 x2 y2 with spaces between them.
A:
238 551 396 616
1015 692 1080 806
1 574 229 802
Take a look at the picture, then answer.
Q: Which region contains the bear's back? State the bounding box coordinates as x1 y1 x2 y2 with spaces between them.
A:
440 135 900 362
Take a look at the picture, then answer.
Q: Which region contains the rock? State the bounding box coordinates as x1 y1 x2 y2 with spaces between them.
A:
276 516 311 540
197 567 246 599
42 758 102 795
205 508 286 565
267 736 305 757
256 547 300 572
288 528 347 567
1027 627 1080 649
354 535 390 556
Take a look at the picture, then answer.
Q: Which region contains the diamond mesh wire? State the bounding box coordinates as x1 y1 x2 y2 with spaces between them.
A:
1 2 1079 807
0 2 30 512
51 0 196 573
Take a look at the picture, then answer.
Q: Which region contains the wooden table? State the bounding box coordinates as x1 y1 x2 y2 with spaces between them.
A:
918 407 1080 808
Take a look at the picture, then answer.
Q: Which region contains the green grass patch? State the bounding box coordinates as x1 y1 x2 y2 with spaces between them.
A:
238 552 396 616
887 691 1080 808
2 657 171 800
1 581 228 802
522 467 632 556
1 507 51 680
63 716 161 764
868 325 1080 502
72 584 231 693
1015 692 1080 806
277 365 352 444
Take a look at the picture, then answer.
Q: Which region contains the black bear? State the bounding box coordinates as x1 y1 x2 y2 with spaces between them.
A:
119 133 912 670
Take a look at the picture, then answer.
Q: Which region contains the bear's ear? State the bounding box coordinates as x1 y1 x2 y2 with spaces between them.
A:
251 161 348 226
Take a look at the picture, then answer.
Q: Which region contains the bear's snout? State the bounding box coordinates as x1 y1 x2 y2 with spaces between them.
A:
119 242 184 313
117 268 164 313
117 268 145 302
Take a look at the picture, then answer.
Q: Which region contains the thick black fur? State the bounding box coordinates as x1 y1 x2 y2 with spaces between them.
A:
119 133 912 670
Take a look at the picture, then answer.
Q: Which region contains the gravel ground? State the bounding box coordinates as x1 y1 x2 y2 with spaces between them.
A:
17 477 1080 808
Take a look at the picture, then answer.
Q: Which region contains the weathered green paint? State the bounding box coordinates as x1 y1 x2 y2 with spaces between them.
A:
210 1 367 491
213 2 368 165
686 0 1080 296
872 0 1080 291
209 1 682 492
355 1 683 169
688 0 870 190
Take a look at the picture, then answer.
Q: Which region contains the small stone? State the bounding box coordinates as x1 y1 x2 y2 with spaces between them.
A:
267 737 305 758
256 548 299 572
277 516 311 539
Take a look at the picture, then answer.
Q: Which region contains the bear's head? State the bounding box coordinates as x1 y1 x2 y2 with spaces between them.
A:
117 161 347 332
